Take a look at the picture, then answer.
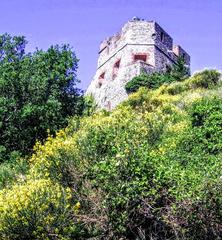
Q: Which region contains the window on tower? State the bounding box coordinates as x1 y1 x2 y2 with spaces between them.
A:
160 32 165 42
99 72 105 79
112 59 121 79
134 54 147 62
97 72 105 88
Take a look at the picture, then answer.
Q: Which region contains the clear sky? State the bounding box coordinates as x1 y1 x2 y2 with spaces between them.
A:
0 0 221 90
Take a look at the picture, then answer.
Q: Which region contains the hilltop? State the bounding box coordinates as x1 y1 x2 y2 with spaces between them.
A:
1 69 222 239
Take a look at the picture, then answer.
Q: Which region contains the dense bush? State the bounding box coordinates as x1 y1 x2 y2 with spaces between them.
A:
188 69 221 89
125 72 175 93
1 69 222 239
184 97 222 154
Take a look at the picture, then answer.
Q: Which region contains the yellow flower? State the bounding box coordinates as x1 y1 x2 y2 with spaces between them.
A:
75 202 81 209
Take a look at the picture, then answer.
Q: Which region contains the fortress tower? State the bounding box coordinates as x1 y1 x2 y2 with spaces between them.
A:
86 17 190 110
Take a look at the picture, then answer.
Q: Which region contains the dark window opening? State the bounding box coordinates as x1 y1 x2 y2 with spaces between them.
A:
151 33 157 40
160 32 164 42
114 59 120 68
97 72 105 88
134 54 147 62
99 72 105 79
112 59 121 79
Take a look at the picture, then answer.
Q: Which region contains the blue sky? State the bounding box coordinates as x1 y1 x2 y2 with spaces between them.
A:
0 0 221 89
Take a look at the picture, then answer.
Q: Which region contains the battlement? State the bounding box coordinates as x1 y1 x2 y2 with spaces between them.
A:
87 17 191 110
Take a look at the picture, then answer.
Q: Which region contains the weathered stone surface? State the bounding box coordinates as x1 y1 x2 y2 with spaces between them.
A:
86 18 190 110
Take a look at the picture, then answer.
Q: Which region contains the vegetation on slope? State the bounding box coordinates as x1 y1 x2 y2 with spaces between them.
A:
0 69 222 239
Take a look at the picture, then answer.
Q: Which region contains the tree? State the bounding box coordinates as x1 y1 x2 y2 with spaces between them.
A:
170 56 190 81
0 33 83 162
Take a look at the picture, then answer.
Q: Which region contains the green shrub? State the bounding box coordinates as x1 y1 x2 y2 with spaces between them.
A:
170 180 222 239
0 158 28 189
125 72 174 93
184 97 222 154
188 69 221 89
165 81 189 95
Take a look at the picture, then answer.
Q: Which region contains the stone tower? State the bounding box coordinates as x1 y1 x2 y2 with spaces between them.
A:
86 17 190 110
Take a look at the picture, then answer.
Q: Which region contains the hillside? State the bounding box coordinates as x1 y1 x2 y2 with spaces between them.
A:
0 70 222 239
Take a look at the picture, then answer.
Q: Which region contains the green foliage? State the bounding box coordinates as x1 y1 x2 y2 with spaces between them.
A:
82 94 97 116
185 97 222 154
125 72 175 93
0 33 83 163
188 69 221 89
125 56 190 94
170 56 190 80
0 158 28 189
164 81 189 95
1 69 222 239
